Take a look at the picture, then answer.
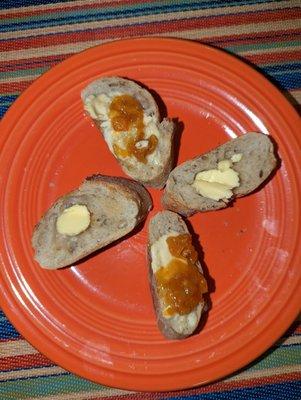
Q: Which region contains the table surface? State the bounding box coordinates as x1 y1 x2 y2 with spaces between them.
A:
0 1 300 399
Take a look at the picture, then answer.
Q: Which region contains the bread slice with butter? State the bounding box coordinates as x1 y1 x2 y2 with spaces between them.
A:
32 175 152 269
162 133 277 216
81 77 175 188
148 211 208 339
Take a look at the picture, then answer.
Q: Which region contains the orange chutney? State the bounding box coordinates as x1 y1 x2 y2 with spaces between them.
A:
109 94 158 163
155 234 208 316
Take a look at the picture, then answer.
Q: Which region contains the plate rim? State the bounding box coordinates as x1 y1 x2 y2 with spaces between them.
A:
0 37 300 392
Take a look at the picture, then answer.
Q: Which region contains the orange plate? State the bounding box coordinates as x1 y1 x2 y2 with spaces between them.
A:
0 38 300 391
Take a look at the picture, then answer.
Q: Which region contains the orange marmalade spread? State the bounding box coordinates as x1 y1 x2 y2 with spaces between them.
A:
109 94 158 163
155 234 208 317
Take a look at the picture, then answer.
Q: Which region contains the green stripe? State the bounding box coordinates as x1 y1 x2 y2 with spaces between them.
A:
256 60 301 67
0 67 48 80
227 40 301 53
0 373 105 399
0 92 20 97
248 345 301 371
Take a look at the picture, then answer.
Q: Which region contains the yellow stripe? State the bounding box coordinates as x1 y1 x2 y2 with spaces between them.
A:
2 19 300 63
0 340 37 357
226 364 301 382
1 0 298 40
276 335 301 346
290 90 301 104
31 388 131 400
241 45 301 55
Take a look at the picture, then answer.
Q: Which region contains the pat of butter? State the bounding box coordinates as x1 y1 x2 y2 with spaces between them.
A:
192 157 241 201
150 232 179 273
144 121 160 139
93 94 109 116
84 102 97 119
56 205 90 236
231 153 242 163
84 94 110 120
193 180 234 201
135 139 149 149
217 159 232 172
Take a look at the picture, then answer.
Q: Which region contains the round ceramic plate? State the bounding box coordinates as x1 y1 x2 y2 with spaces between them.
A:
0 38 300 391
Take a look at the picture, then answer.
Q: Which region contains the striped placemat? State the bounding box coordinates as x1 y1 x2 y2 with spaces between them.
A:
0 1 300 399
0 311 300 399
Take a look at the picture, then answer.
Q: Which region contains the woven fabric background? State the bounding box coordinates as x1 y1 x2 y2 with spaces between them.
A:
0 1 300 399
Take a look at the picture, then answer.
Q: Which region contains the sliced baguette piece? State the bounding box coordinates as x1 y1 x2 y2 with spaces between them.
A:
148 211 207 340
32 175 152 269
162 132 277 216
81 77 175 188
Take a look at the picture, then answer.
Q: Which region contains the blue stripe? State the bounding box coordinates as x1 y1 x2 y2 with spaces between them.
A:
2 371 69 383
0 313 21 340
263 63 301 73
0 105 12 118
0 93 18 117
0 95 18 103
273 343 301 348
0 0 286 32
262 70 301 90
169 380 301 399
0 0 77 8
0 0 283 11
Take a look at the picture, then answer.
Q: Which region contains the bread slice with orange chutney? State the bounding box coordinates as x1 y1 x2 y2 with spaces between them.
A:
148 211 208 339
81 77 175 188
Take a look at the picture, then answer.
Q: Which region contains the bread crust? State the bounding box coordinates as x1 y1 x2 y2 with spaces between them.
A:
163 133 277 215
32 175 152 269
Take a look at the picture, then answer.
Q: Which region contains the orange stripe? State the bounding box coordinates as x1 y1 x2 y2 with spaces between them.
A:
246 50 301 64
213 31 301 47
1 8 300 52
0 80 35 93
0 353 53 372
